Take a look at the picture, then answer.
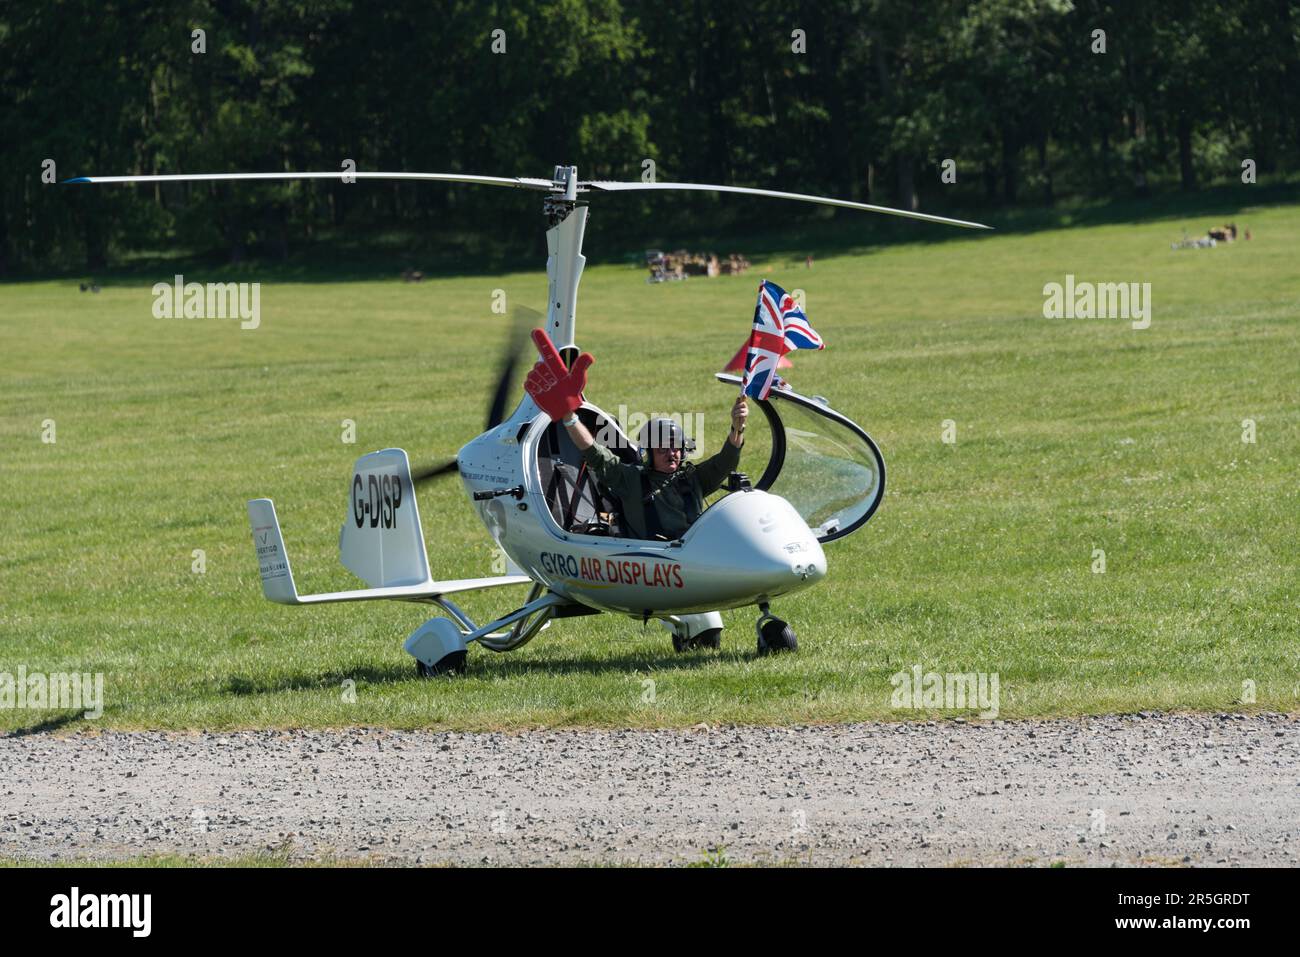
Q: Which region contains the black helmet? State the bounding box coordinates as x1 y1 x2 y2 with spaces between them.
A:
637 418 696 455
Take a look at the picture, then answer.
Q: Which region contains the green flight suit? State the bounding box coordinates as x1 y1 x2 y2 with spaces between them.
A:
580 439 742 540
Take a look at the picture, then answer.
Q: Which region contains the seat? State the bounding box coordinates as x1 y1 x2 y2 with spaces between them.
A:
538 411 633 536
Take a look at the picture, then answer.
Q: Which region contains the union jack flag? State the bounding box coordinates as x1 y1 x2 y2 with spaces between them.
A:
740 280 824 399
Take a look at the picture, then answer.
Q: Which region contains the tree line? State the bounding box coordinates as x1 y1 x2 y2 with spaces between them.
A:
2 0 1296 272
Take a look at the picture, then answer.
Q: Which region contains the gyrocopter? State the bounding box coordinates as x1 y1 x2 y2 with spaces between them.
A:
67 165 988 674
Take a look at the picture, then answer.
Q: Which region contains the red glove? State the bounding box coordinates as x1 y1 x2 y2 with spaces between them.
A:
524 328 595 422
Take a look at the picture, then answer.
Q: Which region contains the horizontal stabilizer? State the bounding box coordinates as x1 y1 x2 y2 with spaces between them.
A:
247 498 530 605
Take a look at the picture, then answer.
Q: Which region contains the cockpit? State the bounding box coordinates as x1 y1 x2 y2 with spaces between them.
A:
530 377 885 545
535 407 636 537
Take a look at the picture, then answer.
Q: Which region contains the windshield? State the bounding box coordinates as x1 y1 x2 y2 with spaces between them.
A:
762 398 883 540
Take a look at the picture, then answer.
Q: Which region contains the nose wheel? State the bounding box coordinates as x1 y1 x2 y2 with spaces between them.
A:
756 604 797 655
415 651 467 677
672 629 722 652
664 611 724 653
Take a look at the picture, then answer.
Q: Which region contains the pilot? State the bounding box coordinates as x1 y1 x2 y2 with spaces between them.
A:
524 329 748 541
566 404 747 540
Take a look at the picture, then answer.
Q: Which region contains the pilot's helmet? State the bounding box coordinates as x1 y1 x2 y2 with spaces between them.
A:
637 418 696 461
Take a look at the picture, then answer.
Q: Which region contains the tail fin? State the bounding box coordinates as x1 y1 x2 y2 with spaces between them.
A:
339 448 432 587
248 498 302 604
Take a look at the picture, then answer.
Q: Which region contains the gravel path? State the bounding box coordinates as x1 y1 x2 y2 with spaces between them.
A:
2 713 1297 866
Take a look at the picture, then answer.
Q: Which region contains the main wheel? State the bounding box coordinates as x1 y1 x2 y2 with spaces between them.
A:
416 650 467 677
695 628 723 650
672 634 696 653
757 619 797 656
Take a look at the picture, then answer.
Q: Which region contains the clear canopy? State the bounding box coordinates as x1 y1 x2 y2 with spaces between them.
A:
763 397 883 540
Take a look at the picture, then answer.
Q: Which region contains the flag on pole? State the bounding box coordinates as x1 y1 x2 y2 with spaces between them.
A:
739 279 824 399
722 341 791 373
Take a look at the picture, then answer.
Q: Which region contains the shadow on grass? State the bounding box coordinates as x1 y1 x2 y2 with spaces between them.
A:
222 665 408 696
218 646 758 695
479 646 765 678
3 712 89 737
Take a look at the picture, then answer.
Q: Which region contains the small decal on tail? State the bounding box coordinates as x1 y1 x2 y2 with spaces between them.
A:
253 523 288 580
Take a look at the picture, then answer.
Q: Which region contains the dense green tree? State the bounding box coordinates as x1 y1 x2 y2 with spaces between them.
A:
1 0 1295 272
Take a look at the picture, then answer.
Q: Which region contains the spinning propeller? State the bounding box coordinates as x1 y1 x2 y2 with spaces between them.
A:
408 304 541 485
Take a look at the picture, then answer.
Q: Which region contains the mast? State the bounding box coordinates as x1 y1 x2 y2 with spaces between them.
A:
542 165 587 369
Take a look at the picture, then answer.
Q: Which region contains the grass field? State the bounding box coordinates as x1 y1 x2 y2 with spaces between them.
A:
3 192 1297 732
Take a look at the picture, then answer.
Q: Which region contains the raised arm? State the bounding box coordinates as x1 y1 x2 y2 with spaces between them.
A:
693 396 748 494
524 328 594 427
563 415 595 451
727 394 748 448
523 328 635 497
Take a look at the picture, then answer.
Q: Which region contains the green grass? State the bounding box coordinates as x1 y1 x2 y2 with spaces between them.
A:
2 193 1297 732
687 846 733 868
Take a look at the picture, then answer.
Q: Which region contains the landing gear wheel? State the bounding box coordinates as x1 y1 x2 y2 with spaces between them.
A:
695 628 723 650
672 634 697 653
757 618 797 656
416 650 467 677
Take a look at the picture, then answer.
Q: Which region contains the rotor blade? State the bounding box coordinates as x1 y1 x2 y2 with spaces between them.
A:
410 459 458 484
487 304 543 429
63 171 555 190
580 180 991 230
